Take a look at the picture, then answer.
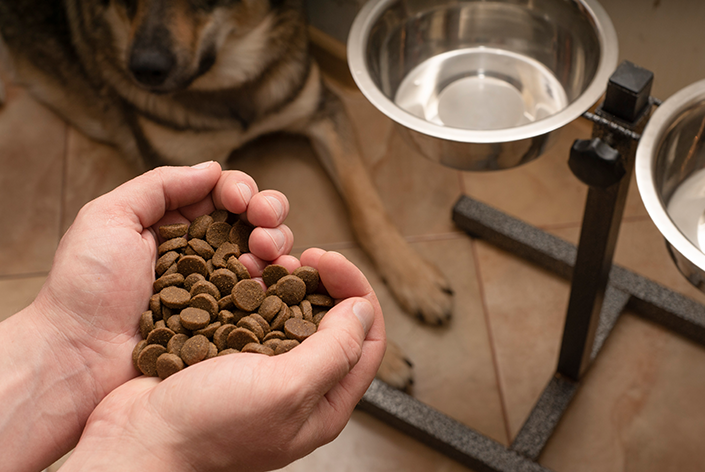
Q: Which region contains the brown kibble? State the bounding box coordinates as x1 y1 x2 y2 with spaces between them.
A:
159 223 189 240
293 266 320 294
262 264 289 288
209 268 238 297
189 214 213 239
212 242 240 268
237 315 265 341
179 307 211 331
177 255 209 278
258 295 282 322
206 221 231 248
227 327 259 350
206 342 218 359
156 251 180 276
263 338 283 351
306 293 335 308
132 340 147 370
274 339 300 355
300 300 313 322
284 318 317 342
270 303 292 331
190 280 221 300
242 343 275 356
213 324 237 351
146 327 175 347
184 273 206 292
189 293 219 320
217 309 235 325
180 335 211 365
153 273 184 293
149 293 162 320
139 310 155 339
188 238 215 260
166 314 191 336
263 330 287 342
157 353 184 379
249 313 270 336
232 279 265 311
312 310 328 326
228 220 252 253
290 305 303 319
167 333 189 356
158 237 188 255
210 209 230 222
226 256 251 280
137 344 167 376
265 283 278 297
154 320 166 330
276 275 306 305
217 348 239 356
194 321 222 339
160 286 191 309
218 294 235 311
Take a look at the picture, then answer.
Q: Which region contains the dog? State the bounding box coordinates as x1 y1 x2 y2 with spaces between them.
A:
0 0 454 390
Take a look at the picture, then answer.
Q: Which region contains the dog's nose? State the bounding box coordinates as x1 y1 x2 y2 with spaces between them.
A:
129 48 176 88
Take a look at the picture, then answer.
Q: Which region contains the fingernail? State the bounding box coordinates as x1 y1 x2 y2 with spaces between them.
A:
265 227 286 251
237 183 252 202
191 160 214 169
353 299 374 335
265 196 283 219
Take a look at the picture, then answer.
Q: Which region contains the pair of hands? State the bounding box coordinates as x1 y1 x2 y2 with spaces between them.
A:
0 162 385 472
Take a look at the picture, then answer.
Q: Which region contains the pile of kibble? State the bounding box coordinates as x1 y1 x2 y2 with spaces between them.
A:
132 209 333 380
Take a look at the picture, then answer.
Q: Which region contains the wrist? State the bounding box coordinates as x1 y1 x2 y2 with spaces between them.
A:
0 304 101 471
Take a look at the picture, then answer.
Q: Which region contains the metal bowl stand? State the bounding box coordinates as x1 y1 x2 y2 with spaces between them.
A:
356 61 705 471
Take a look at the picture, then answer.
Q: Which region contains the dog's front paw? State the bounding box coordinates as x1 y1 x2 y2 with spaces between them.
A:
376 340 414 391
375 237 454 325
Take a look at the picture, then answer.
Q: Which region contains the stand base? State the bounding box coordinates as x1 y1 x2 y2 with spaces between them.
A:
357 195 705 471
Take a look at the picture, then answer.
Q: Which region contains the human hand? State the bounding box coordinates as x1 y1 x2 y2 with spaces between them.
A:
62 249 386 472
0 162 293 471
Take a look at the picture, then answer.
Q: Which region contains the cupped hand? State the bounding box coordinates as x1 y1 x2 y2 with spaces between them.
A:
31 162 293 405
62 250 386 472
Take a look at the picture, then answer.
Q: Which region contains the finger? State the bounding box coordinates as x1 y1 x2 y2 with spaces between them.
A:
284 297 376 399
244 190 289 228
211 170 259 215
85 162 222 231
247 225 294 262
239 254 300 278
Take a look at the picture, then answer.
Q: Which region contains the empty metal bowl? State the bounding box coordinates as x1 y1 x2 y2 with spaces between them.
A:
636 79 705 291
347 0 618 171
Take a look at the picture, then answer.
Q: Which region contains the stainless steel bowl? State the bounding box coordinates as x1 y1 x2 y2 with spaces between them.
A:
347 0 619 171
636 79 705 291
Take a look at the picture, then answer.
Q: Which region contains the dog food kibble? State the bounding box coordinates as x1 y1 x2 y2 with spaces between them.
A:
133 209 336 378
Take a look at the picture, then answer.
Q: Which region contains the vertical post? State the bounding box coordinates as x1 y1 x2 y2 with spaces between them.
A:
556 61 654 381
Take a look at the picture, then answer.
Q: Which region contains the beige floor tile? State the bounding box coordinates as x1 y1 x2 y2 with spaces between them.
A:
0 89 66 276
0 276 46 322
280 411 476 472
61 127 138 234
473 239 572 440
345 240 507 444
540 311 705 471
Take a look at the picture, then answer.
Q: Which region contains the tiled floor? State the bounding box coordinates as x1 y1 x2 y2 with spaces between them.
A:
4 11 705 472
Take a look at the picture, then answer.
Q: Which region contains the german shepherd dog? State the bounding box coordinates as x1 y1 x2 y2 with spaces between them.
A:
0 0 454 389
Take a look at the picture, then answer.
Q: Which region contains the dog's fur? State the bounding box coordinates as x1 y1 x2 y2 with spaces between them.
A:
0 0 454 389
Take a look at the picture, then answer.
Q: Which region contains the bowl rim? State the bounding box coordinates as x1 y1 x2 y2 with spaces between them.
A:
635 78 705 272
346 0 619 144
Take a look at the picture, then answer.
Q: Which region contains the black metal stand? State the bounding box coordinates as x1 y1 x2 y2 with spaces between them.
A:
357 61 705 470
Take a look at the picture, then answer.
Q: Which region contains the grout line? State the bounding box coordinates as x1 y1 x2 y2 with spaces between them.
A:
470 238 514 446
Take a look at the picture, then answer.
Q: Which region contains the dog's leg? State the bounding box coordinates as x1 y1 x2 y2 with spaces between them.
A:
304 84 454 325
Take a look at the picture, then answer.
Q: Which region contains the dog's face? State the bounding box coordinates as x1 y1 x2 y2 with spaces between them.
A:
80 0 294 94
